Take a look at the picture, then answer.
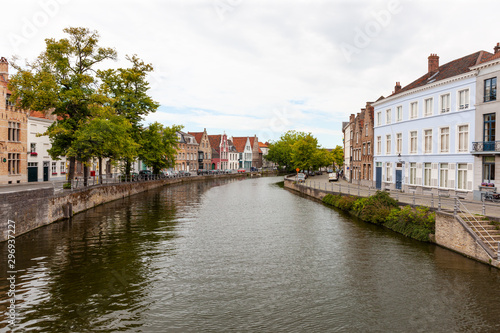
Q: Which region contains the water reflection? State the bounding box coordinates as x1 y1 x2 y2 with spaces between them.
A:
1 176 500 332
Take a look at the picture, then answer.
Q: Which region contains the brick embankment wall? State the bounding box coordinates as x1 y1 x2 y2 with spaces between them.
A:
0 173 245 242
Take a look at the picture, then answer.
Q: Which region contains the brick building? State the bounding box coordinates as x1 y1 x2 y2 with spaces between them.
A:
188 128 211 171
0 57 29 184
349 101 376 187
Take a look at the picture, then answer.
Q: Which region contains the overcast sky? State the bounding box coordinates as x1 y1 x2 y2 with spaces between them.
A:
2 0 499 147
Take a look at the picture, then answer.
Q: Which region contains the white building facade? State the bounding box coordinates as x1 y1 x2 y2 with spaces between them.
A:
342 121 351 181
27 113 67 182
372 53 485 200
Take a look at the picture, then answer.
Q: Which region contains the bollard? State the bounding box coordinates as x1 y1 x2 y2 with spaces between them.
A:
438 196 442 212
454 197 457 216
412 191 416 206
431 193 434 209
368 188 371 197
482 199 486 216
358 184 360 197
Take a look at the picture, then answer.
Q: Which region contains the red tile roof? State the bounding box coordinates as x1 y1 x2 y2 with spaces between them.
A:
392 51 493 97
188 132 204 144
208 135 221 153
258 142 268 148
481 51 500 64
231 137 248 153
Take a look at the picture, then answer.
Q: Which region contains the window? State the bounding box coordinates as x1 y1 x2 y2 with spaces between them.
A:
52 162 57 174
484 77 497 102
386 134 391 154
386 163 392 182
377 111 382 126
424 163 432 187
458 89 469 110
30 143 36 153
457 164 468 190
356 132 359 144
396 133 402 154
8 122 21 142
386 109 391 124
363 143 366 155
458 125 469 153
367 142 371 155
409 162 416 185
483 113 496 151
410 131 417 154
396 106 403 122
424 129 432 154
377 136 382 155
440 163 449 188
424 98 433 116
440 94 450 113
5 93 15 107
410 102 418 119
7 153 20 175
440 127 449 153
61 162 66 174
365 124 368 136
483 156 495 183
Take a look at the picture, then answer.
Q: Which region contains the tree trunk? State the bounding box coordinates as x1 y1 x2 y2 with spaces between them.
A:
68 156 76 183
83 164 89 187
125 159 132 176
98 157 103 185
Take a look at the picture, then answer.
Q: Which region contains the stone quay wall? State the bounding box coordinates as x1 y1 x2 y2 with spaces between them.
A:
283 175 500 269
1 173 246 242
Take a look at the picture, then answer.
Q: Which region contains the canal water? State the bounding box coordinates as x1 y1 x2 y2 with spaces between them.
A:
1 176 500 332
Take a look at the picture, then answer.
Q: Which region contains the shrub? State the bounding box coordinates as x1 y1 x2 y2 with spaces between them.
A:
63 183 72 190
384 206 435 241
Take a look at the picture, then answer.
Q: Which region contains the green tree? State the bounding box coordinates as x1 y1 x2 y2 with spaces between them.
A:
139 122 182 174
291 133 318 171
98 55 159 175
8 27 117 182
67 106 139 184
330 145 344 170
266 130 307 170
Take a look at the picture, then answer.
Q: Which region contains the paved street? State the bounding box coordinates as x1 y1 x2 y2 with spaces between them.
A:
298 174 500 220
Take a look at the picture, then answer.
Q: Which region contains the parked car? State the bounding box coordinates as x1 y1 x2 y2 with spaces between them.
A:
297 172 306 183
139 169 152 180
250 166 258 172
329 172 339 182
237 169 247 173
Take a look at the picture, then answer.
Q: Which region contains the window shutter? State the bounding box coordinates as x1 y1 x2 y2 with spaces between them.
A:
416 163 422 185
448 163 456 189
467 163 473 190
431 163 438 187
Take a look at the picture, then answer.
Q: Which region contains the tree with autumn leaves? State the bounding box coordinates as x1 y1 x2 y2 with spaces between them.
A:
8 27 180 185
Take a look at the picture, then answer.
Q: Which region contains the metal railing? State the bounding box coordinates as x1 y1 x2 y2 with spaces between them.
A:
472 141 500 152
454 197 500 259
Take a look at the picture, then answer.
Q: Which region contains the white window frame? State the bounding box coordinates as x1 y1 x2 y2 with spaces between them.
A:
424 98 433 117
457 124 469 153
440 93 450 113
409 162 417 185
410 101 418 119
386 109 391 124
424 129 432 154
377 111 382 126
396 105 403 122
386 162 392 182
386 134 391 155
396 133 402 154
439 127 450 153
457 163 467 190
410 131 417 154
377 136 382 155
439 163 449 188
457 89 470 110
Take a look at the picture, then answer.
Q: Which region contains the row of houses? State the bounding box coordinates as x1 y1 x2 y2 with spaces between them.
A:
343 43 500 201
0 57 272 184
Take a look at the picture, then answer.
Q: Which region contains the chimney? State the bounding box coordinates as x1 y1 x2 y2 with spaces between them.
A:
494 43 500 54
394 82 401 93
0 57 8 80
428 54 439 74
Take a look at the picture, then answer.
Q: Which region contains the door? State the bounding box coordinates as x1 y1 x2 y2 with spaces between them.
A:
395 169 402 190
43 161 49 181
28 166 38 182
376 167 382 189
